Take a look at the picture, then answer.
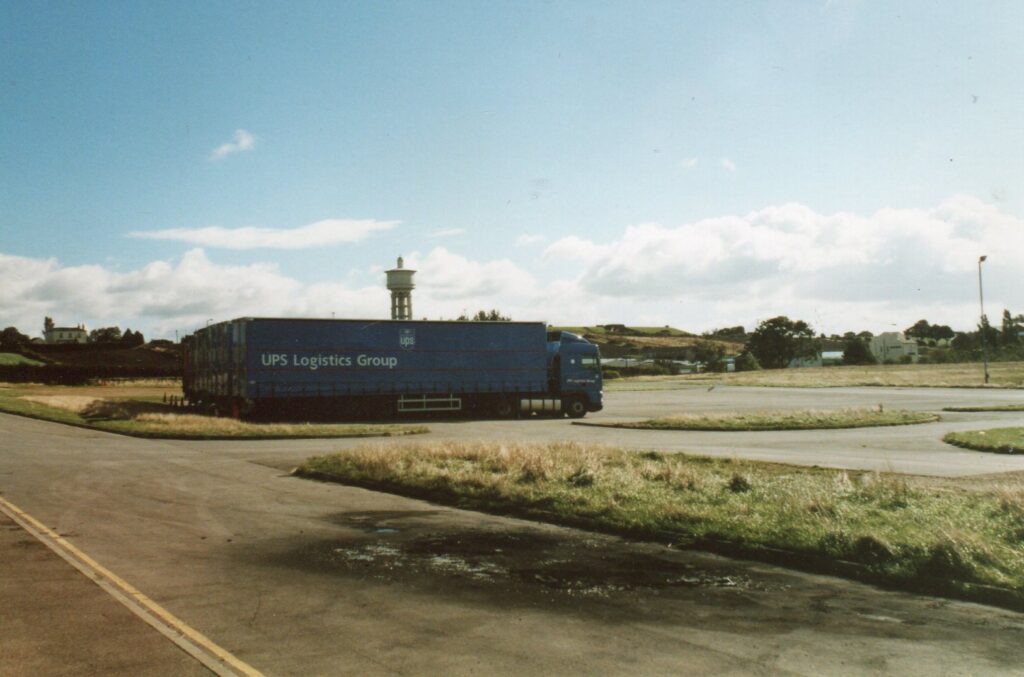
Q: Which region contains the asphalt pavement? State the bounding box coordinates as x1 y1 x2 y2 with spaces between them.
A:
2 385 1024 675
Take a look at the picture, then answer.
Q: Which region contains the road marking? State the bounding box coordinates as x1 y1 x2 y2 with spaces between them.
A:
0 495 265 677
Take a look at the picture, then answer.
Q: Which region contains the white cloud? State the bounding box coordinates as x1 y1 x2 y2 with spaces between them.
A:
542 195 1024 333
428 228 465 238
516 233 546 247
407 247 537 302
3 196 1020 338
543 235 611 263
209 129 255 160
679 157 699 169
0 249 388 338
720 157 737 172
128 218 397 250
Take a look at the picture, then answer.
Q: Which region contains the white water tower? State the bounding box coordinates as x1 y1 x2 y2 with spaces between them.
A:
386 257 416 320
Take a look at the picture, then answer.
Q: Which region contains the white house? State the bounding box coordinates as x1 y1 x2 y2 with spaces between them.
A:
44 324 88 344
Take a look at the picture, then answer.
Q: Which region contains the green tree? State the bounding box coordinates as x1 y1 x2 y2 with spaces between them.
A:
904 319 953 343
734 351 761 372
692 339 727 372
703 326 746 342
841 338 876 365
120 328 145 347
744 316 819 369
0 326 30 351
457 309 511 321
89 326 122 343
979 315 1000 348
905 319 932 342
1001 309 1021 346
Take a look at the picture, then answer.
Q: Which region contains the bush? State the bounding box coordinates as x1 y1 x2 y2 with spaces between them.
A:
734 352 761 371
642 361 673 376
841 338 876 365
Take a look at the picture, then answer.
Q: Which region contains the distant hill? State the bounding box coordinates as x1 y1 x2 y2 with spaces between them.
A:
551 325 743 358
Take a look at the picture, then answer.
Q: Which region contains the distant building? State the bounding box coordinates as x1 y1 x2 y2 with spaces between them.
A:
788 353 822 368
870 332 919 363
44 324 88 344
787 351 843 369
821 350 844 366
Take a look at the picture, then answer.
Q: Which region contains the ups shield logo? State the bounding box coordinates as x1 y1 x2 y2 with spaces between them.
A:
399 328 415 350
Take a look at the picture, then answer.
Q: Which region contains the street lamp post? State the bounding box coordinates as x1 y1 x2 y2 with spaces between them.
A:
978 255 989 385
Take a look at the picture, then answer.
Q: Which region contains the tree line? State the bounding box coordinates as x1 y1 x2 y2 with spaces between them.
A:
1 319 147 352
696 308 1024 371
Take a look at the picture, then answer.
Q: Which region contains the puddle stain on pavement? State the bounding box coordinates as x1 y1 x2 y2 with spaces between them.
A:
248 510 1024 661
292 517 761 598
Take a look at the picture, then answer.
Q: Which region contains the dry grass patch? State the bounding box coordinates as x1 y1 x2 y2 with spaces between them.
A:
584 408 938 431
2 386 426 440
109 413 427 439
20 395 103 413
300 442 1024 601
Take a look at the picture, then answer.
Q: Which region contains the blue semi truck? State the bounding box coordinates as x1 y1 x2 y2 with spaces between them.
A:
183 318 603 420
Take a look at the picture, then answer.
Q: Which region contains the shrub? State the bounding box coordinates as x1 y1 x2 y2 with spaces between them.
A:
734 352 761 371
727 473 752 493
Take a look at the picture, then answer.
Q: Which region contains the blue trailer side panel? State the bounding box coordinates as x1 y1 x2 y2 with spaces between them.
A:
242 319 549 399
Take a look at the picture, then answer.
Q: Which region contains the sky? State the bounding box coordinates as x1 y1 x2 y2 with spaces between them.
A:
2 1 1022 340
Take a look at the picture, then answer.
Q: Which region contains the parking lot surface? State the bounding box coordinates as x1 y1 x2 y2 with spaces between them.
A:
2 385 1024 675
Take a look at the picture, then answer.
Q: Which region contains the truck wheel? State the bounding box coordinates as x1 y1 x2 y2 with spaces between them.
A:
564 398 587 419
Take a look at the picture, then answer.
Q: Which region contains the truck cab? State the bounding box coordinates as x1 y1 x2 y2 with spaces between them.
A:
547 331 603 417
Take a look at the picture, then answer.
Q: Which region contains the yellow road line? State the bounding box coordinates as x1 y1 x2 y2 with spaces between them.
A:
0 495 265 677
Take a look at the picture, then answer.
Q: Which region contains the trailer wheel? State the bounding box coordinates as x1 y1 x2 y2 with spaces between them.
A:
563 398 587 419
495 398 514 418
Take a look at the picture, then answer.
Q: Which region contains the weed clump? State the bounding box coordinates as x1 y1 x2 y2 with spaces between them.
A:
727 473 752 493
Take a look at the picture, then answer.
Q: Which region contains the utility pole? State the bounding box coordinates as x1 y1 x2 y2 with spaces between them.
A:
978 255 989 385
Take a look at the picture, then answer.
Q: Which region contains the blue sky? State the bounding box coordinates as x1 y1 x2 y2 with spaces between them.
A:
2 1 1022 338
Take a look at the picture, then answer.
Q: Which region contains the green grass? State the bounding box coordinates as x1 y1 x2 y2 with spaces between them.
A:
582 408 939 431
944 404 1024 412
299 441 1024 605
0 384 428 440
0 352 44 366
944 428 1024 454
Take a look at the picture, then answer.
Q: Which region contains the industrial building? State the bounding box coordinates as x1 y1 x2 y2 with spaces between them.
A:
869 332 919 363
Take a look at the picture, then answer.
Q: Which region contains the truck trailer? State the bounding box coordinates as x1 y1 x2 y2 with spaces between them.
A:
182 318 603 420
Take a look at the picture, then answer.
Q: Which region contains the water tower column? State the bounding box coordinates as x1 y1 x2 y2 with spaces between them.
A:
385 257 416 320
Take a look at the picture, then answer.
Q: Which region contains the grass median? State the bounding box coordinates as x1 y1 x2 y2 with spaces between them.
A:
607 362 1024 391
944 428 1024 454
0 383 427 439
299 441 1024 607
944 404 1024 412
578 408 938 431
